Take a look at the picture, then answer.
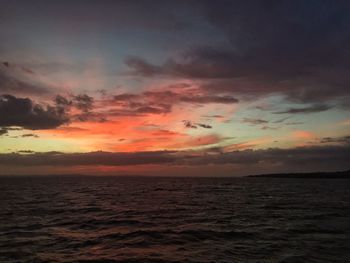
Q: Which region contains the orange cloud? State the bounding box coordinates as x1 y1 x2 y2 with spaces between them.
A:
167 134 222 150
223 137 271 152
292 130 316 139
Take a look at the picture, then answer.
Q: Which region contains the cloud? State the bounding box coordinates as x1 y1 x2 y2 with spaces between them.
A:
0 144 349 174
110 90 238 117
2 61 35 75
53 94 100 122
21 133 39 138
125 56 161 77
183 120 197 129
0 151 178 166
183 120 212 129
55 94 94 113
151 129 183 137
202 114 225 119
17 150 35 154
197 123 212 129
113 93 139 101
181 134 221 148
0 128 8 136
242 118 269 125
109 90 238 114
0 127 22 136
54 95 72 107
184 145 350 172
135 105 171 114
320 135 350 144
292 130 315 139
124 1 350 106
274 104 332 114
179 94 238 104
241 118 281 130
340 119 350 126
0 94 69 130
0 65 49 96
114 90 238 105
111 91 174 116
73 94 94 113
284 121 304 126
125 52 242 79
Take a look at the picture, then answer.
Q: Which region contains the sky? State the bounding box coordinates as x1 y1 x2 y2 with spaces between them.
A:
0 0 349 176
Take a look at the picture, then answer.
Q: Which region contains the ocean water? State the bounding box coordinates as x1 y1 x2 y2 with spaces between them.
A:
0 176 349 263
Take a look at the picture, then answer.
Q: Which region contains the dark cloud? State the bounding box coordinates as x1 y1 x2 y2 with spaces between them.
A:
113 91 174 115
274 104 332 114
183 120 197 129
125 52 241 79
241 118 280 130
272 117 290 123
269 117 303 126
125 56 162 77
125 1 350 105
284 122 304 126
110 90 238 116
21 133 39 138
202 114 224 119
0 144 349 174
53 94 99 122
141 90 238 104
320 135 350 144
0 150 178 167
183 120 212 129
184 145 350 173
179 94 238 104
113 93 139 101
0 128 8 136
197 123 212 129
73 94 94 113
0 127 22 136
242 118 269 125
54 95 72 107
260 126 278 130
135 105 171 114
55 94 94 113
0 94 69 130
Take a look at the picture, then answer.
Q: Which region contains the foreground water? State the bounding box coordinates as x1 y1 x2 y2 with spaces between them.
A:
0 176 349 263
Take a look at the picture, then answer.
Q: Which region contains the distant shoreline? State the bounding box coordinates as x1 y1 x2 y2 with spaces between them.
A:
0 170 350 178
248 170 350 178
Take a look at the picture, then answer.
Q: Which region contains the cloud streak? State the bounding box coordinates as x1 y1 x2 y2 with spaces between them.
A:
108 90 238 117
274 104 332 114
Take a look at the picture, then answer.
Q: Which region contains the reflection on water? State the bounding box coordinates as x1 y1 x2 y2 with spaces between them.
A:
0 176 349 262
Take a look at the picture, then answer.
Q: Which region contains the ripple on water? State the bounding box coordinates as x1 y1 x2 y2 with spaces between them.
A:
0 177 349 263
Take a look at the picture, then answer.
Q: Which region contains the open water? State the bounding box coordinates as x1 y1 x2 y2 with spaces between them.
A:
0 176 349 262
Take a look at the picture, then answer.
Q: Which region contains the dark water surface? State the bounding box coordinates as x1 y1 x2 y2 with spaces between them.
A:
0 176 349 263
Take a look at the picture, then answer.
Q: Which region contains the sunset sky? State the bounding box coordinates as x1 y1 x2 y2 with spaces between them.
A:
0 0 349 176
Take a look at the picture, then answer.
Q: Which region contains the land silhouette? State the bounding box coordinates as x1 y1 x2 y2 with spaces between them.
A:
249 170 350 178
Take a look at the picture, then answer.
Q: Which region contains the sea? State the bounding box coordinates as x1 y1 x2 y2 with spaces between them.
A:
0 176 349 263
